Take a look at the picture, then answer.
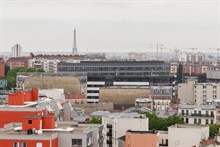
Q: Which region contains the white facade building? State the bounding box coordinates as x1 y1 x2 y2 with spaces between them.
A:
28 58 59 73
168 124 209 147
11 44 22 57
102 113 149 147
194 83 220 105
178 104 216 125
178 52 205 63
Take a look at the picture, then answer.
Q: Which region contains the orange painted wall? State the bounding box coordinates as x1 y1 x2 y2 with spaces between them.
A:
8 88 39 105
8 92 25 105
52 138 58 147
32 88 39 101
42 116 55 129
125 132 159 147
0 110 46 128
0 139 56 147
22 117 42 131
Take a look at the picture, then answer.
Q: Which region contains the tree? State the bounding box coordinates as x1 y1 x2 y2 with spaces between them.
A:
86 117 102 124
176 63 183 83
37 68 45 72
4 64 10 76
209 124 220 138
139 112 184 131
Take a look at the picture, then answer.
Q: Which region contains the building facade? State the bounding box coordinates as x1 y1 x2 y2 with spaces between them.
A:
168 124 209 147
58 61 174 103
178 104 216 125
102 113 148 147
151 86 173 110
11 44 22 57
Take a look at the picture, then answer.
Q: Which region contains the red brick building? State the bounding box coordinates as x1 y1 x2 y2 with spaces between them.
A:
6 57 30 69
0 58 5 77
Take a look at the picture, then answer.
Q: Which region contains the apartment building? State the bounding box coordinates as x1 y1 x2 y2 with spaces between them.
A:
178 104 216 125
168 124 209 147
194 83 220 105
102 113 148 147
28 58 60 73
151 86 173 110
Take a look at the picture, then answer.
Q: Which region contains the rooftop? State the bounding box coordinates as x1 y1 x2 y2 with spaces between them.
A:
169 124 208 129
178 104 216 110
127 130 159 134
102 112 146 119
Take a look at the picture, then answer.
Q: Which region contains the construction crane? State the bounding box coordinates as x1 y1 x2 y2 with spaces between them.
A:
144 43 163 59
209 48 220 62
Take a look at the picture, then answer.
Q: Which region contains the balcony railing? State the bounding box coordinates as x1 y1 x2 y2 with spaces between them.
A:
180 113 214 117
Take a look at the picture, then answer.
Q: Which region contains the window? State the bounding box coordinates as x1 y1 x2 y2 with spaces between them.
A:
194 119 197 124
206 119 209 124
211 111 214 117
72 139 82 146
198 119 201 124
28 120 32 124
181 110 184 115
21 142 27 147
186 110 189 115
211 119 214 124
13 142 19 147
186 118 188 123
36 142 42 147
203 86 206 89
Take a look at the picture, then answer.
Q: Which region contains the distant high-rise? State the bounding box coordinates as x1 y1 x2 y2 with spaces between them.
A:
11 44 22 57
72 29 78 54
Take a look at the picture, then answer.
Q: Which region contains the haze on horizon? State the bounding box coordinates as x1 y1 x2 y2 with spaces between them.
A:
0 0 219 53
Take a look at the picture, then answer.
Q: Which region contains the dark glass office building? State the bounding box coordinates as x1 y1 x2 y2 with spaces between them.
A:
57 61 174 102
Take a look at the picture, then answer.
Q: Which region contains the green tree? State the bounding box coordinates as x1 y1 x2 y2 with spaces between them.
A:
176 63 183 83
4 64 10 76
5 76 16 90
37 68 45 72
139 112 184 131
86 117 102 124
209 124 220 138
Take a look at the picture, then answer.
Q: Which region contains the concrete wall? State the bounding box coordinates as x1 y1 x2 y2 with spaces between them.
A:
178 80 196 104
99 87 150 110
24 76 81 94
168 125 209 147
76 102 114 114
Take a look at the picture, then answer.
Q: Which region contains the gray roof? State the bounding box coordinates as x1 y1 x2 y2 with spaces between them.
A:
155 110 177 118
123 106 153 113
178 104 216 110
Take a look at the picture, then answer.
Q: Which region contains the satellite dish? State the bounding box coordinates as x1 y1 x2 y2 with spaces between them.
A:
27 128 33 135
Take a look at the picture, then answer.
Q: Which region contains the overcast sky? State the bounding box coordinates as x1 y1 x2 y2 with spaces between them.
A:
0 0 220 53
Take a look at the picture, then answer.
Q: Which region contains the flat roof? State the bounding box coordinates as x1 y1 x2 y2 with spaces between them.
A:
127 130 159 134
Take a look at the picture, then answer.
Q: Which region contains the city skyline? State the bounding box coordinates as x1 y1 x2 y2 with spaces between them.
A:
0 0 220 53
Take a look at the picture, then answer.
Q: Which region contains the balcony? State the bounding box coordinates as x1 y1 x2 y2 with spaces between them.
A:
191 113 214 117
107 124 112 128
180 113 214 118
107 140 112 144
